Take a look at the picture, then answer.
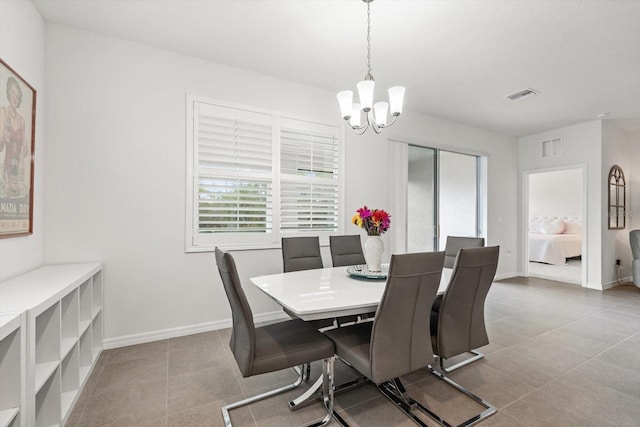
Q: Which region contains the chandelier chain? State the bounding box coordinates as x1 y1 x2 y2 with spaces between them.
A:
366 0 372 78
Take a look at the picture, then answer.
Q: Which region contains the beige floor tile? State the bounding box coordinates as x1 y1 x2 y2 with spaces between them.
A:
106 339 168 364
334 395 424 427
81 379 167 426
168 366 241 415
91 351 168 396
445 362 537 409
168 398 255 427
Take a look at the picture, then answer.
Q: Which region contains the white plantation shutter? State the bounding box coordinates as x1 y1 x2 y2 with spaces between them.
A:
186 97 343 251
280 118 340 233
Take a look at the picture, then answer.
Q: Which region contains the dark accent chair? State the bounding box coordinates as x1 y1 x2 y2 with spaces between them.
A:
443 236 485 269
326 252 451 425
329 235 366 267
282 236 324 272
215 248 335 427
431 245 499 373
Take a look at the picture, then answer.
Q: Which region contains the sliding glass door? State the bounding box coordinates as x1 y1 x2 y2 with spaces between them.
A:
407 146 437 252
407 145 480 252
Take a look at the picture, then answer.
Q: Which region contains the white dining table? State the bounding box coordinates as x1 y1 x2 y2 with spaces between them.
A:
250 265 452 321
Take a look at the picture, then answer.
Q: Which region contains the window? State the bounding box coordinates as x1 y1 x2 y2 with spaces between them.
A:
186 97 343 251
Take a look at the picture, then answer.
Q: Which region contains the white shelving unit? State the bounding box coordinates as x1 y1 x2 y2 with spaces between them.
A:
0 263 103 427
0 312 25 427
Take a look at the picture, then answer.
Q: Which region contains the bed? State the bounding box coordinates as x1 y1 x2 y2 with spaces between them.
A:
529 215 582 265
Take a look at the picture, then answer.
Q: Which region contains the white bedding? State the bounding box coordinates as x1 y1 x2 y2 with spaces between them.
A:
528 233 582 265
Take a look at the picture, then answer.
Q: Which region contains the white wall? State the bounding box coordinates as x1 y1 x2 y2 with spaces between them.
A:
42 24 519 346
0 0 45 281
602 122 633 285
529 169 582 217
519 121 602 288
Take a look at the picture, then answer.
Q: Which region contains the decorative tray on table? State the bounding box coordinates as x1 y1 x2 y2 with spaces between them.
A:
346 264 388 280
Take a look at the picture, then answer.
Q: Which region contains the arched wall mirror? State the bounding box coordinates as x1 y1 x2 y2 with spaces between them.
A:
608 165 626 230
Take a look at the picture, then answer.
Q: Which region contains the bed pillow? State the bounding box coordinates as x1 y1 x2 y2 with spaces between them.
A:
564 222 582 234
540 219 566 234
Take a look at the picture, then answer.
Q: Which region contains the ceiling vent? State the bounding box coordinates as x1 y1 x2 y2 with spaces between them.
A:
541 138 562 158
507 88 540 102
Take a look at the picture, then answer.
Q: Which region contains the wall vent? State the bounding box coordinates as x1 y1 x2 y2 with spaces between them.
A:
507 87 540 102
541 138 562 158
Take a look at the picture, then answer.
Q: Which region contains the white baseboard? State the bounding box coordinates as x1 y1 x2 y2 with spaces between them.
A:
601 276 633 290
494 272 519 281
103 310 289 349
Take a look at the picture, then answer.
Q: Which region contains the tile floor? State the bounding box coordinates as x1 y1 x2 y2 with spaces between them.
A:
528 259 582 285
66 277 640 427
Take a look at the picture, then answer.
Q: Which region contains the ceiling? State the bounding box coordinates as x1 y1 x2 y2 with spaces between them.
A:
32 0 640 137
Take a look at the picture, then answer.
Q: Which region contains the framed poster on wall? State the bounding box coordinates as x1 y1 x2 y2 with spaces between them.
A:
0 58 36 238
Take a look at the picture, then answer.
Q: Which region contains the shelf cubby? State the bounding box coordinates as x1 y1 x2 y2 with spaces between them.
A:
78 328 92 383
35 367 60 427
34 304 61 395
91 312 103 362
0 312 24 427
60 344 79 420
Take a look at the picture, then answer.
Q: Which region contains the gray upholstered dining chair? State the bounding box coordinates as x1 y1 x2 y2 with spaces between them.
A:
215 248 335 427
631 230 640 286
431 245 499 373
325 251 447 425
329 235 366 267
443 236 485 269
282 236 324 272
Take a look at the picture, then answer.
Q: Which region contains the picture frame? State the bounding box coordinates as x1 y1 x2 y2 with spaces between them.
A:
0 58 36 238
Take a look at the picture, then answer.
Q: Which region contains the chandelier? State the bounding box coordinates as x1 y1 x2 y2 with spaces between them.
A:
337 0 405 135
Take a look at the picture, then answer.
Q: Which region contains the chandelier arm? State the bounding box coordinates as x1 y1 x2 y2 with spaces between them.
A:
366 111 384 134
345 117 369 132
385 114 399 127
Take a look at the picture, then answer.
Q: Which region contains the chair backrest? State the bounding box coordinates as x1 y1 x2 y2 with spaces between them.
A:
330 235 366 267
369 251 445 384
444 236 485 268
282 236 324 272
631 230 640 260
215 247 256 377
437 246 499 359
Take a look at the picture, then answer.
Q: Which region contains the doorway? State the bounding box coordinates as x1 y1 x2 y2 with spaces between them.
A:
525 167 586 286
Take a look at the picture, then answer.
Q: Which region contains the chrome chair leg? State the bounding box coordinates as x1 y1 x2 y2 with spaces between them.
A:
427 365 497 427
378 378 436 427
222 366 305 427
308 356 335 427
439 350 484 373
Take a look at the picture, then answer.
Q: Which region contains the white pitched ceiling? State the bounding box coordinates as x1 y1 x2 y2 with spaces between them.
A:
33 0 640 137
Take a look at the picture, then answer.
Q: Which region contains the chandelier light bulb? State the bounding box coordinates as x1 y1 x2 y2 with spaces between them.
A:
388 86 406 116
374 102 389 126
349 103 362 127
357 80 375 112
337 90 354 120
